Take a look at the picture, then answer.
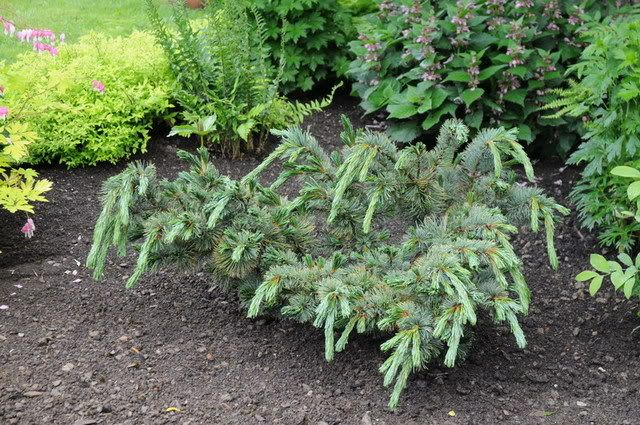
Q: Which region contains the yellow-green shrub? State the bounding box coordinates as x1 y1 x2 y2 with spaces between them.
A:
0 31 173 168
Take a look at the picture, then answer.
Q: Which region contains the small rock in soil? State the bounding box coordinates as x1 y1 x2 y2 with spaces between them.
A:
61 363 74 372
23 391 44 397
362 411 373 425
220 393 235 402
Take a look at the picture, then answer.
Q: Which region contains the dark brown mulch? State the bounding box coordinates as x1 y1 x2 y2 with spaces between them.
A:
1 96 639 425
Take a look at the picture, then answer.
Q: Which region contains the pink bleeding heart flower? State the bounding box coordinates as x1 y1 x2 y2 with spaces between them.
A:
0 106 8 119
92 80 105 94
21 218 35 238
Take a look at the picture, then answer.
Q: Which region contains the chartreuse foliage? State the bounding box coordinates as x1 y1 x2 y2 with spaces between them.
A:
544 16 640 252
87 118 567 408
348 0 639 151
0 121 52 214
252 0 354 92
576 165 640 301
146 0 337 158
0 32 173 168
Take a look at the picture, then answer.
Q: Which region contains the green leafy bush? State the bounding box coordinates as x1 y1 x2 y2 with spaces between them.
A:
339 0 377 15
576 166 640 301
0 32 173 168
147 0 335 158
253 0 354 92
347 0 636 150
545 16 640 251
87 118 567 408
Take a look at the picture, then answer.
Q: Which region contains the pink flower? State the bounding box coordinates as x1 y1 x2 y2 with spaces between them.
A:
60 33 65 43
21 218 35 238
32 42 58 56
92 80 106 93
0 106 8 119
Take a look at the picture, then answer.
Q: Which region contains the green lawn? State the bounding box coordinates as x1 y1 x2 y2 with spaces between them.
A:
0 0 182 61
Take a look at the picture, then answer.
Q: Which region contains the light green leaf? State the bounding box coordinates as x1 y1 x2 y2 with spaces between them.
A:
576 270 599 282
589 275 603 296
237 119 256 141
623 277 635 299
611 166 640 179
628 181 640 200
618 253 634 267
611 271 626 289
590 254 610 273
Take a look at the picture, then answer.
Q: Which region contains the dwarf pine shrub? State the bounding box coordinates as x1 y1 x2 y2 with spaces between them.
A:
87 118 568 408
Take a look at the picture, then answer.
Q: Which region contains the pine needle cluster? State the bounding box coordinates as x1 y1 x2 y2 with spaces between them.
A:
87 118 568 408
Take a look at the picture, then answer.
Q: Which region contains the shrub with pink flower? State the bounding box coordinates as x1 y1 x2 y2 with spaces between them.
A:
92 80 106 93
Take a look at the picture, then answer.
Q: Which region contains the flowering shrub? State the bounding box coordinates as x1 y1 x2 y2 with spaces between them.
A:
545 15 640 252
0 110 52 238
0 31 173 167
252 0 354 92
87 118 567 408
348 0 637 151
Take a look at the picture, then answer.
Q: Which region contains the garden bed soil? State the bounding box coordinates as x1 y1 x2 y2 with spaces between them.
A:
1 96 640 425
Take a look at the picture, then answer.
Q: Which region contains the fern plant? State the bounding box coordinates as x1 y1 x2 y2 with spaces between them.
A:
543 15 640 252
87 118 568 408
146 0 336 158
